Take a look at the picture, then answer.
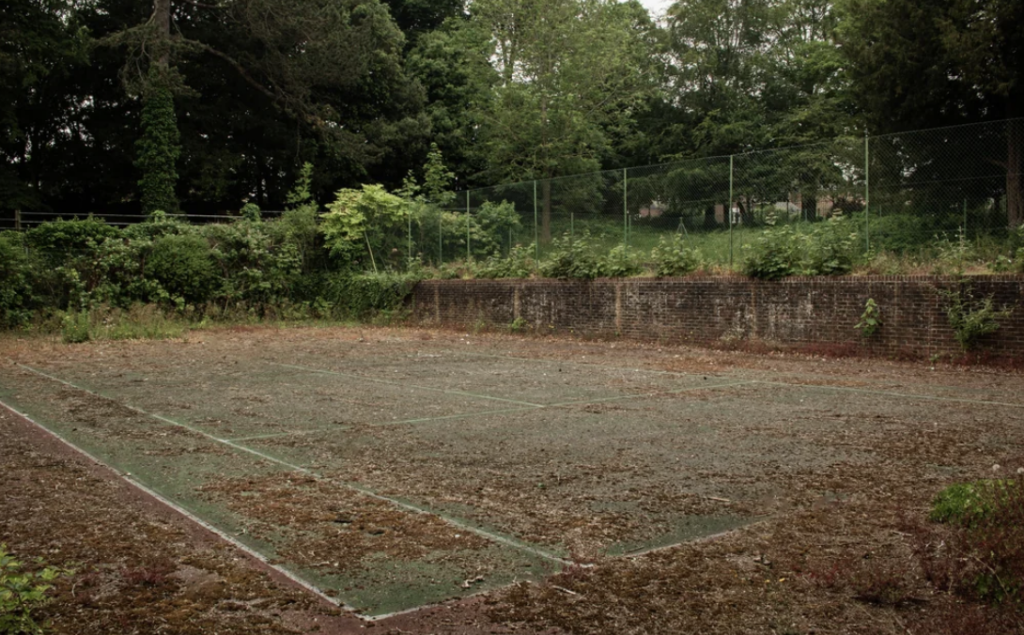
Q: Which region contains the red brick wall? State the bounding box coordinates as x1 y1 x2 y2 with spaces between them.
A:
411 276 1024 359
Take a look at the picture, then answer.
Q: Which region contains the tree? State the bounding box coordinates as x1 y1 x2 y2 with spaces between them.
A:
0 0 86 215
135 67 180 213
469 0 658 241
839 0 1022 227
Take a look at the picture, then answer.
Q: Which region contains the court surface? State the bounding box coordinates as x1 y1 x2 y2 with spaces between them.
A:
1 327 1021 617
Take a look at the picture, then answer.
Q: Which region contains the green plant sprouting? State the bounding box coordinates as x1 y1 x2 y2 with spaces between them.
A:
854 298 881 337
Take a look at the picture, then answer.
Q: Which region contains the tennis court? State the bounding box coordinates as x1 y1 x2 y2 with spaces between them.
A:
1 327 1022 618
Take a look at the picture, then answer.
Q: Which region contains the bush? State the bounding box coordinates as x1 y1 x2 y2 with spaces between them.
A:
741 223 801 280
322 272 418 321
804 216 857 275
939 281 1013 351
24 217 119 255
598 245 643 277
0 544 69 635
474 245 536 279
651 235 703 277
540 233 603 279
928 477 1024 606
148 234 219 306
0 233 37 327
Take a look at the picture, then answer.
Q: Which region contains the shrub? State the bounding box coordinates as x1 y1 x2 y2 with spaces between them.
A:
0 544 69 635
322 272 418 321
741 223 800 280
0 233 37 327
474 245 536 279
803 215 857 275
928 477 1024 606
24 217 118 256
321 185 411 269
148 234 219 306
540 233 603 279
651 235 702 277
939 281 1013 351
598 245 643 277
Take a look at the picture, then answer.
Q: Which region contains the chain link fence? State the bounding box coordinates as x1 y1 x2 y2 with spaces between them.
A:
3 119 1021 272
424 118 1022 268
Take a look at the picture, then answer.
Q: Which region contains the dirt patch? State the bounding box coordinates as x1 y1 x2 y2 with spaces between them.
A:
199 473 490 572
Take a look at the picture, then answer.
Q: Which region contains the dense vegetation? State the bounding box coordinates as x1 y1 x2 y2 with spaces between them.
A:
1 0 1020 222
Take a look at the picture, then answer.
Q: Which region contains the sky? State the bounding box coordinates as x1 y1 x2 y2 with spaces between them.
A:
639 0 674 19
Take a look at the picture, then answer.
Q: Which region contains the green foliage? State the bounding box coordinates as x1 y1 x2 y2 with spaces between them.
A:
0 233 36 327
60 310 91 343
651 235 703 277
599 245 643 278
321 272 418 321
135 69 180 215
742 215 857 279
540 233 604 280
474 244 536 279
147 234 219 305
803 216 857 276
927 477 1024 606
939 281 1014 350
931 481 998 526
854 298 881 337
321 185 412 270
741 223 801 280
0 544 69 635
24 218 118 255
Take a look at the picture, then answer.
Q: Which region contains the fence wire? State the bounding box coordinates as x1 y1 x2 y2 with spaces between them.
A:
437 118 1022 267
3 119 1021 271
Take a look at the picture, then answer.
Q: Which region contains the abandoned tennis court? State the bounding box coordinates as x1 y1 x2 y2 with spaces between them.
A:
1 328 1021 620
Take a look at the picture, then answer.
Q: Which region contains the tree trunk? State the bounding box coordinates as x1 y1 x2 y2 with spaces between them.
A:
153 0 171 69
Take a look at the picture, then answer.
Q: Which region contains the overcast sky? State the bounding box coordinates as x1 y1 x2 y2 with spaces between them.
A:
639 0 673 19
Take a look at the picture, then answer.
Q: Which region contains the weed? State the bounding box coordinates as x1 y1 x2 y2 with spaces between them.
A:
651 235 703 277
60 311 90 344
509 316 529 333
938 281 1013 351
0 545 71 635
854 298 881 337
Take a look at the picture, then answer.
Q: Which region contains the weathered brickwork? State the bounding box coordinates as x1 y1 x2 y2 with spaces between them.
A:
412 276 1024 359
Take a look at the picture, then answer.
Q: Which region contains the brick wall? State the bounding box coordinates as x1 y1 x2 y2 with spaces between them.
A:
411 276 1024 359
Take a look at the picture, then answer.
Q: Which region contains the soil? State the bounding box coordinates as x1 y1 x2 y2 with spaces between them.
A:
2 324 1023 634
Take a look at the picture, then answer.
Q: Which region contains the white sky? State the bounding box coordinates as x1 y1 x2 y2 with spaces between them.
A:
639 0 674 19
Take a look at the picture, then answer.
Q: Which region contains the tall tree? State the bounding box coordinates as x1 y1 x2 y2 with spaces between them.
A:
469 0 657 241
0 0 86 215
839 0 1023 226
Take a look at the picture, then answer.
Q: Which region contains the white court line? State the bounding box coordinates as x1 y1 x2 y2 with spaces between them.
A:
226 405 542 443
16 364 574 573
272 362 546 408
759 379 1024 409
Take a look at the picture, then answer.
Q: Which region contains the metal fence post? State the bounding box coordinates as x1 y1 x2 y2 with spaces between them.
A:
533 180 539 261
438 208 443 265
466 191 471 261
14 209 21 231
623 168 628 252
407 212 412 267
864 133 870 254
728 155 734 268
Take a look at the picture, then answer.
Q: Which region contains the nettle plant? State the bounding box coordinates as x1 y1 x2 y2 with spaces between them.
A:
0 545 71 635
855 298 881 337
